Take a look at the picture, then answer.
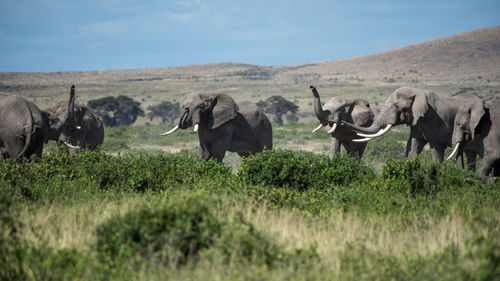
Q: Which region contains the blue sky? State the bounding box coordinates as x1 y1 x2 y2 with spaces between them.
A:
0 0 499 72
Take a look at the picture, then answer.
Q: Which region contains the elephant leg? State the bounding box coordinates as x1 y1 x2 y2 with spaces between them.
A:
329 138 341 159
493 160 500 177
4 136 26 161
429 145 446 162
465 150 477 171
348 142 366 158
478 156 498 178
406 134 426 158
198 136 230 163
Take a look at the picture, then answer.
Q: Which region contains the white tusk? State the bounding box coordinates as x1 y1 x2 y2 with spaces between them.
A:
356 124 393 138
446 142 461 161
75 126 82 130
161 125 179 136
193 123 199 132
353 137 375 143
312 124 324 133
65 142 80 149
327 123 338 134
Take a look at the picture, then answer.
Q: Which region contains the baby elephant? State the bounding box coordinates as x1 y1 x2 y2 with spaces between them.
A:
448 97 500 177
161 92 273 162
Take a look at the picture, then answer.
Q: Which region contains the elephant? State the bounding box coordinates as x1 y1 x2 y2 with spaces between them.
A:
0 85 97 162
342 87 480 162
160 92 273 162
45 85 104 153
447 97 500 177
310 86 374 158
0 94 49 162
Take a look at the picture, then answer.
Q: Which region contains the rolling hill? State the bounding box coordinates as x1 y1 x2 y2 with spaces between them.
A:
1 26 499 86
0 26 498 112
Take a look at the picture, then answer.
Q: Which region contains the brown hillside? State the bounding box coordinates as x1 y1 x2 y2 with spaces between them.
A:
1 26 499 87
275 26 500 83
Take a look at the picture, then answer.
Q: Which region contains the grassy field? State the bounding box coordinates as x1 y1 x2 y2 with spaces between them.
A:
2 121 499 280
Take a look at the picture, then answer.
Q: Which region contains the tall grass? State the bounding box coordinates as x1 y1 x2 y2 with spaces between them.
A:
1 149 499 280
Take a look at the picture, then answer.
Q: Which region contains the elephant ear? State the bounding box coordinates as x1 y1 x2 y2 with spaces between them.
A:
470 100 486 140
411 91 429 126
351 99 374 127
208 93 239 129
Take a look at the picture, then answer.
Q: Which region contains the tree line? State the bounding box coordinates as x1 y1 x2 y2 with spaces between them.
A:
87 95 299 127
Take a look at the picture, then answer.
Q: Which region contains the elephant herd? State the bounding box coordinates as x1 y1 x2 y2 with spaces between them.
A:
1 85 499 178
309 86 499 178
0 86 104 161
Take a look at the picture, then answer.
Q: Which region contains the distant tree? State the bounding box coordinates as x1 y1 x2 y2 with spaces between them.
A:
147 101 180 124
88 95 144 126
258 96 299 125
285 112 299 124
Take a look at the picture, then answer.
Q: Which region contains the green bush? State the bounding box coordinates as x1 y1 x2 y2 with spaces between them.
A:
0 150 233 201
95 193 319 271
0 192 25 280
95 193 224 268
238 149 374 190
380 157 483 197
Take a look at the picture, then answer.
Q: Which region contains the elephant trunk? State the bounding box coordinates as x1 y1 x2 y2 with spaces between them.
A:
342 118 384 134
343 102 393 134
161 109 188 136
67 85 76 126
310 86 329 125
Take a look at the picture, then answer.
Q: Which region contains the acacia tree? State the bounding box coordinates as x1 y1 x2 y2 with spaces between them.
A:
258 96 299 125
147 101 180 124
88 95 144 126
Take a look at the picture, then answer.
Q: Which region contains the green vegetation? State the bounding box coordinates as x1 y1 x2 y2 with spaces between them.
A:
88 95 145 126
1 145 499 280
257 95 299 125
146 101 180 124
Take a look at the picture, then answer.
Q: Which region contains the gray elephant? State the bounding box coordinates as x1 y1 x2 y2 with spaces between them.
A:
342 87 479 162
161 92 273 162
0 94 49 162
310 86 374 158
45 85 104 153
447 97 500 177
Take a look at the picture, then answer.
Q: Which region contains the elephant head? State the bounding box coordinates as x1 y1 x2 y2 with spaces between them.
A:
310 85 373 134
446 99 485 160
161 92 239 135
343 87 430 141
45 85 81 149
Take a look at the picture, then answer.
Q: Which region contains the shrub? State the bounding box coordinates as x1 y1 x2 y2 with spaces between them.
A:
0 192 25 280
95 193 319 271
380 157 483 197
0 150 233 201
95 193 224 268
238 149 374 190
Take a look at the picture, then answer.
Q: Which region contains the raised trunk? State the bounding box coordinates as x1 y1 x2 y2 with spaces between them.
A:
310 86 329 125
67 85 76 126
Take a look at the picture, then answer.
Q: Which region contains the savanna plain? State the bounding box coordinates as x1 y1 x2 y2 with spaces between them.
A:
2 28 500 280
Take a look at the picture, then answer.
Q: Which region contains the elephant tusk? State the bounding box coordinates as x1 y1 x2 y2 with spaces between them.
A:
352 137 375 143
356 124 393 138
446 142 461 161
327 123 338 134
312 124 324 133
76 125 82 130
193 123 199 133
161 125 179 136
65 142 80 149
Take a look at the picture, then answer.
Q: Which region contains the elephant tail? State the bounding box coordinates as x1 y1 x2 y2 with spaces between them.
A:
14 102 34 162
